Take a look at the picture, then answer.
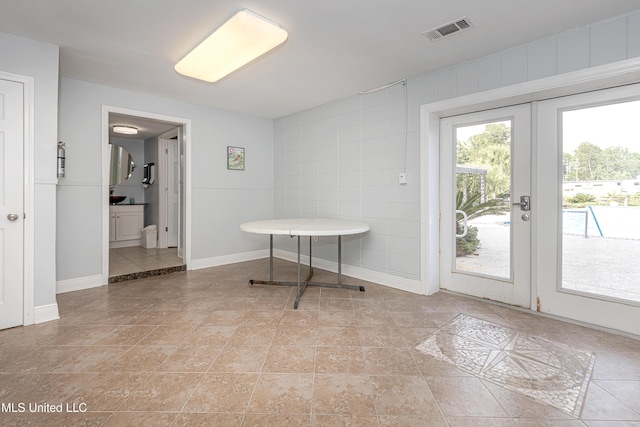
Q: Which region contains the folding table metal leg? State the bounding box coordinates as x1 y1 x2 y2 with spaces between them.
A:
305 234 365 292
269 234 273 282
248 232 364 310
293 235 309 309
293 234 365 293
338 235 341 284
248 234 276 286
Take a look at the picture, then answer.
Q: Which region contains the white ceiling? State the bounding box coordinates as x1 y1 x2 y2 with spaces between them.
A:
2 1 639 121
109 113 179 140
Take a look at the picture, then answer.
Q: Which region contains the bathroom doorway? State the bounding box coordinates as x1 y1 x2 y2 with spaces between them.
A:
103 107 191 283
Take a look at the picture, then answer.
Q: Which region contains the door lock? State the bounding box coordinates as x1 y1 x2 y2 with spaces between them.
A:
512 195 530 211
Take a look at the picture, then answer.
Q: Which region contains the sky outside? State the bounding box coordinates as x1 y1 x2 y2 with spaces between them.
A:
454 99 640 154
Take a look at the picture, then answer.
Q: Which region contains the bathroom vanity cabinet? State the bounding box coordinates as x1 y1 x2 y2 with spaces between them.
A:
109 205 144 248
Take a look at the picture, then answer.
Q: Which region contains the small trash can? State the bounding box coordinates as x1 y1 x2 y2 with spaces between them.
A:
141 224 157 249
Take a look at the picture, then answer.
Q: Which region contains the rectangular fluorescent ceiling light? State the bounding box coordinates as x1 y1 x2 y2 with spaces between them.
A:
175 9 288 82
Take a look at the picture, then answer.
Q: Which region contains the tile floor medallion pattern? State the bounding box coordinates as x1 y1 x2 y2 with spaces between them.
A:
415 313 596 417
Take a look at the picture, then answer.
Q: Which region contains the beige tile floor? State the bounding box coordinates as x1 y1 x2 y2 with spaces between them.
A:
2 258 640 426
109 247 183 278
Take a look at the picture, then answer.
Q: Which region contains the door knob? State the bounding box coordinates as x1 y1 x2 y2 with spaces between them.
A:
7 213 19 221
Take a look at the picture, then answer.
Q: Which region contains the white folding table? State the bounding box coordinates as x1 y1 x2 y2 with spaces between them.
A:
240 218 370 309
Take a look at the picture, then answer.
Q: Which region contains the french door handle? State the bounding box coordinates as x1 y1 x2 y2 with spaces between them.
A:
512 195 530 211
455 210 468 238
7 213 19 221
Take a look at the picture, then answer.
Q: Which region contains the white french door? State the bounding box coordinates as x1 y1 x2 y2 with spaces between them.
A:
440 104 531 307
537 84 640 336
0 78 25 329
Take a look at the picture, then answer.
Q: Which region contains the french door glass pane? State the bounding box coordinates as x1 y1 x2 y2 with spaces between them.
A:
562 100 640 302
454 120 512 279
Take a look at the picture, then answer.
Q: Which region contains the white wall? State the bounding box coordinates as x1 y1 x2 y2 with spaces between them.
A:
274 9 640 287
57 78 274 282
0 32 59 310
274 84 421 281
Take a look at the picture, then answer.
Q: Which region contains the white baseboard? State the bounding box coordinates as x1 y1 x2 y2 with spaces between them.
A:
273 249 424 295
109 239 142 249
34 303 60 324
191 249 270 270
59 250 423 297
57 274 104 294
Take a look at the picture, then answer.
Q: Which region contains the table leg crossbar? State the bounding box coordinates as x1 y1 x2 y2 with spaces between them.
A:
248 234 365 309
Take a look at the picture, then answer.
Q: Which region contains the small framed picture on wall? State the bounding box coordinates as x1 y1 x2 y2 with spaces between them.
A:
227 146 245 170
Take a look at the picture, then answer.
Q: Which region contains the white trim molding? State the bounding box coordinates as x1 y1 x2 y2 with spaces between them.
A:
190 250 270 270
34 303 60 324
34 177 59 185
273 249 424 295
101 106 193 284
57 274 104 294
192 248 423 294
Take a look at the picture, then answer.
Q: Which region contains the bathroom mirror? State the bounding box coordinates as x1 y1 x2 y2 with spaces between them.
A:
109 144 136 186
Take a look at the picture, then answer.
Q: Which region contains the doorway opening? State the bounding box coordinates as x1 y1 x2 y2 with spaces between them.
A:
102 107 191 284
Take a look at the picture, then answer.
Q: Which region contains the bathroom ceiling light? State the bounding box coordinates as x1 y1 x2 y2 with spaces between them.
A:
113 125 138 135
174 9 288 83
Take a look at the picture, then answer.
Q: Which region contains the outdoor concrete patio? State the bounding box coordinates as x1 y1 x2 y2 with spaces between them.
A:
455 214 640 303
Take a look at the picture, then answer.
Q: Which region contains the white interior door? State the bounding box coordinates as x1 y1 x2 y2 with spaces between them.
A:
167 138 179 247
537 84 640 336
0 78 24 329
440 104 531 307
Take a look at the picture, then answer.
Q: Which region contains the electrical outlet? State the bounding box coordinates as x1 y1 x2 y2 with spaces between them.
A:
398 172 407 184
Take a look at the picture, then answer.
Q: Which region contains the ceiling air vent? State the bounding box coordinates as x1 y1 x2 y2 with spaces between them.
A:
423 17 474 42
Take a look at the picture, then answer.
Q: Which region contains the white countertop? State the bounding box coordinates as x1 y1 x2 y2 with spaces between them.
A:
240 218 370 236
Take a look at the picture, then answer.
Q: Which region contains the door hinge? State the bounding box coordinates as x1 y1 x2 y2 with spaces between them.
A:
166 227 168 232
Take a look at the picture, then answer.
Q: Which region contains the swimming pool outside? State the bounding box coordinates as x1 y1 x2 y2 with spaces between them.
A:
563 206 640 240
